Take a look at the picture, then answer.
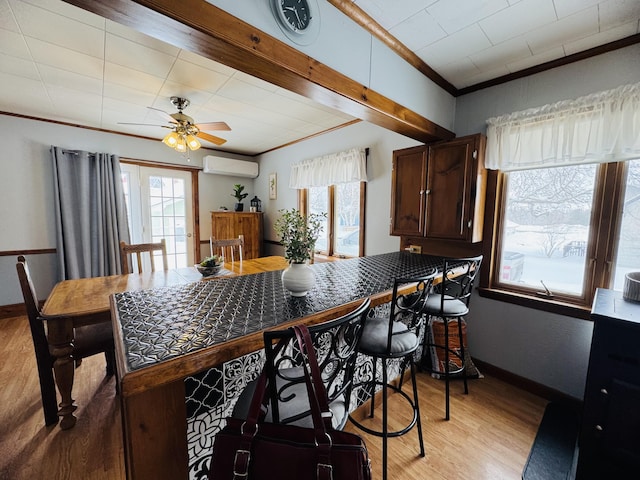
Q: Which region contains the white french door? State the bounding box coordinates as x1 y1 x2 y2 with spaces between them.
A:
120 164 194 268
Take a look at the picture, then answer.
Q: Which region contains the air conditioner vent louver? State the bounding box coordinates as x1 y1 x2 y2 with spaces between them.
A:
203 156 259 178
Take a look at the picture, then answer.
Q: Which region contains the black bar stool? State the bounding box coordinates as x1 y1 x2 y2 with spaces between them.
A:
421 255 483 420
349 271 437 480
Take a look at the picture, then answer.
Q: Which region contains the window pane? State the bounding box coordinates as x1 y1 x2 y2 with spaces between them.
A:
334 182 360 256
309 187 329 252
498 164 597 296
612 159 640 290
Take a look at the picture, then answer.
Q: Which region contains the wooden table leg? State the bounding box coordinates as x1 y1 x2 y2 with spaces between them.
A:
46 316 78 429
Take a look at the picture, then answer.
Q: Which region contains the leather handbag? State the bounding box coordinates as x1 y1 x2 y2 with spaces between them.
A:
208 325 371 480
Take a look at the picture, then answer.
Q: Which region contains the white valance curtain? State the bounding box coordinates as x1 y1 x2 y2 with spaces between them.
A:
485 82 640 171
289 147 368 188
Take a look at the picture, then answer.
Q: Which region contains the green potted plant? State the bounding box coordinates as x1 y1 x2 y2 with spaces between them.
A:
231 184 248 211
273 208 325 296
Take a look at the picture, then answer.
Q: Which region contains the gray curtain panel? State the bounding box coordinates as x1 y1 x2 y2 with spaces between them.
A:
51 147 130 279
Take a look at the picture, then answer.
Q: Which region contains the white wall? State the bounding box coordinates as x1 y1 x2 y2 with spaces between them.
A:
255 121 421 256
455 43 640 400
204 0 456 131
0 114 256 305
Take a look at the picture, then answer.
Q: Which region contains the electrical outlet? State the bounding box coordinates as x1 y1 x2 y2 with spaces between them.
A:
409 245 422 254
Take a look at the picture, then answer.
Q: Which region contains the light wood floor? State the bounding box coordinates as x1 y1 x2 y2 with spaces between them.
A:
0 314 547 479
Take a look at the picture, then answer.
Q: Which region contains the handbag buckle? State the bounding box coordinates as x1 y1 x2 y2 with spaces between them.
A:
233 449 251 478
317 463 333 480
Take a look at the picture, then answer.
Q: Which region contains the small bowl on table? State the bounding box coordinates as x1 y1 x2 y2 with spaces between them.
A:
196 258 223 277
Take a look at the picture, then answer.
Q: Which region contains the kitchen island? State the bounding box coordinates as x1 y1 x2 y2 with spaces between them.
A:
111 251 444 479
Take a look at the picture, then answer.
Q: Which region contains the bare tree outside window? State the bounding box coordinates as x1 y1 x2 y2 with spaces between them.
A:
499 164 597 295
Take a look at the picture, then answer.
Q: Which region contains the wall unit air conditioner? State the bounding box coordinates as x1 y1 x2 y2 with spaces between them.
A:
203 156 259 178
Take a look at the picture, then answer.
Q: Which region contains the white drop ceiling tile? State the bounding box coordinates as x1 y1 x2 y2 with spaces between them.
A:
26 37 104 79
177 49 236 77
38 64 103 96
156 81 214 111
11 0 104 58
18 0 105 28
353 0 436 29
469 37 531 72
0 28 31 59
104 62 165 93
479 0 557 44
100 98 153 125
215 76 272 104
0 51 39 78
389 9 446 51
436 57 481 83
0 71 51 110
426 0 509 35
526 7 599 55
0 1 19 32
231 70 280 93
457 64 511 88
105 33 176 78
106 20 180 56
102 81 159 109
599 0 640 28
46 87 103 123
553 0 601 18
416 24 491 67
167 58 229 94
506 45 564 72
563 20 639 55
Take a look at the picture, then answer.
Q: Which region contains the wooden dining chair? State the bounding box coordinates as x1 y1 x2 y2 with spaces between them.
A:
120 239 168 273
210 235 244 263
15 256 116 426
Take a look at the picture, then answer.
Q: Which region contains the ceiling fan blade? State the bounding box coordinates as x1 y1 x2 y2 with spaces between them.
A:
197 131 227 146
195 121 231 132
117 122 172 128
147 106 177 124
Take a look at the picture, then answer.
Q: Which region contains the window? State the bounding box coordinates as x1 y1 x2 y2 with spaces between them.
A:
484 82 640 313
305 181 365 258
490 158 639 309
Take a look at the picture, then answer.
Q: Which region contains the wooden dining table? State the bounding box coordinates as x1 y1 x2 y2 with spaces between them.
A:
40 256 289 430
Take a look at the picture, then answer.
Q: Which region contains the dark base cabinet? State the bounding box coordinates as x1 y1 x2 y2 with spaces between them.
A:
577 289 640 479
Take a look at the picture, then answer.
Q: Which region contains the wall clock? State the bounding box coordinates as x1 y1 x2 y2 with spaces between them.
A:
270 0 320 45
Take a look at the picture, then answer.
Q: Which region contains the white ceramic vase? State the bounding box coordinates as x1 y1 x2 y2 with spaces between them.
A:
281 262 315 297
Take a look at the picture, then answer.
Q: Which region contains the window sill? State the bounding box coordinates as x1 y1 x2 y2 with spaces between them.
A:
477 287 592 320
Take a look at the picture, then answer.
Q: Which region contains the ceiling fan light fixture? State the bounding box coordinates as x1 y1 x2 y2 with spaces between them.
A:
186 134 201 151
163 131 179 147
175 135 187 153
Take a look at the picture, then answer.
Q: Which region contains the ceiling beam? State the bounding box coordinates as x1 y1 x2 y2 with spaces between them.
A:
63 0 454 144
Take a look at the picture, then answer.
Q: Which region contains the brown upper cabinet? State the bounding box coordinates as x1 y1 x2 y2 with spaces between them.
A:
390 134 487 243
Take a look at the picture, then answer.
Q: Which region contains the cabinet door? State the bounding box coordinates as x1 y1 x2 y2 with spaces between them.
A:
211 212 263 259
425 135 484 242
390 145 427 236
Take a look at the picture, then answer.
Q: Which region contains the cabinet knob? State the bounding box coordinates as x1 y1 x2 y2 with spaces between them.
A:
600 388 608 395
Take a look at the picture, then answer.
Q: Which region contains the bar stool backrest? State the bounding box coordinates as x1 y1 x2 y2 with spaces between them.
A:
437 255 483 309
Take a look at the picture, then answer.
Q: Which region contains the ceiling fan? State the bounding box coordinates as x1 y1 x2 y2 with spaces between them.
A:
119 96 231 152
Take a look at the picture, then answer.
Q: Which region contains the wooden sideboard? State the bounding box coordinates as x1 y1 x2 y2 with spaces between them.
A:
211 211 263 259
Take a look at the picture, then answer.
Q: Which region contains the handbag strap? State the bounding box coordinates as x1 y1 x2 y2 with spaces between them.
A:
292 325 333 430
234 325 335 480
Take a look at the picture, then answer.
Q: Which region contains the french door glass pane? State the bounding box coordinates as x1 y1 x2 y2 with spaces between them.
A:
612 159 640 290
309 186 329 253
334 182 360 256
498 164 597 295
149 175 188 268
